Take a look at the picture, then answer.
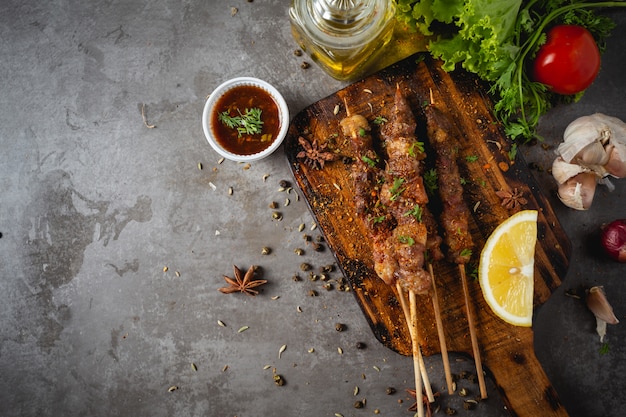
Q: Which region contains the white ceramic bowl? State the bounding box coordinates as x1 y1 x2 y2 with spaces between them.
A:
202 77 290 162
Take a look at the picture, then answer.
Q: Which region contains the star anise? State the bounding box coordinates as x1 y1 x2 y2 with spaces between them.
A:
296 135 336 169
495 187 528 210
218 265 267 296
407 388 440 417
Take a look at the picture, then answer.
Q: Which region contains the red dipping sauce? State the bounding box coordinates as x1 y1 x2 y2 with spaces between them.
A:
211 85 281 156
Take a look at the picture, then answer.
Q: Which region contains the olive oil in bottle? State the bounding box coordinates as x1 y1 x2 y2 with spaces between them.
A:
289 0 396 80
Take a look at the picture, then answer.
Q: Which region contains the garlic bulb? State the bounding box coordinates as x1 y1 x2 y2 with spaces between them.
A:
553 113 626 210
557 172 597 210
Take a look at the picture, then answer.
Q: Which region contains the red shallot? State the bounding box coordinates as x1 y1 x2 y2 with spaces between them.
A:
601 219 626 262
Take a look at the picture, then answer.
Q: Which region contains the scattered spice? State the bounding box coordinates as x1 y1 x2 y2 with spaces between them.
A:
335 323 346 332
300 61 310 69
296 135 337 169
272 368 285 386
278 344 287 359
495 188 528 210
407 388 441 416
237 326 249 333
218 265 267 296
463 400 478 410
168 385 178 392
141 103 156 128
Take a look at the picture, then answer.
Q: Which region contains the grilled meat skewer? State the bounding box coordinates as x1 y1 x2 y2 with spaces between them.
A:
423 94 488 399
340 108 397 287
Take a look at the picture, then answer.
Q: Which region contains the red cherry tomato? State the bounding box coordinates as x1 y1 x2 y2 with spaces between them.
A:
532 25 601 95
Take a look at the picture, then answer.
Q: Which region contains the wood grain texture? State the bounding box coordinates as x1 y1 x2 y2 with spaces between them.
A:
285 54 571 417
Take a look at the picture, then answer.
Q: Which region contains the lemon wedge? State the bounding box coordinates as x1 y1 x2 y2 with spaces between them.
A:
478 210 538 327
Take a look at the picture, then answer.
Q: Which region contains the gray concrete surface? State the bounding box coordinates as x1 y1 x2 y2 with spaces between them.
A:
1 1 624 417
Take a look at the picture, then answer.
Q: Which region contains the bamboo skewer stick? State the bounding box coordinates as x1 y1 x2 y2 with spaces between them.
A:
395 284 431 417
409 290 425 417
428 263 454 394
459 264 488 399
396 284 424 417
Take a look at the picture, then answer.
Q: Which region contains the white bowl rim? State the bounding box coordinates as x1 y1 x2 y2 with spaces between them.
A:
202 76 290 162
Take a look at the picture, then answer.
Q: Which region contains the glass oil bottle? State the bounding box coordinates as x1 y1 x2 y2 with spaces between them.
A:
289 0 396 81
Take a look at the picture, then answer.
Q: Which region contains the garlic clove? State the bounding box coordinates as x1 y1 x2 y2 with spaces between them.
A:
559 115 609 163
573 140 610 167
586 286 619 325
551 156 589 185
557 172 597 210
605 142 626 178
586 286 619 342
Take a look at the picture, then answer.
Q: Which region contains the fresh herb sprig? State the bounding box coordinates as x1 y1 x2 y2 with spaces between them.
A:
218 107 264 137
397 0 626 142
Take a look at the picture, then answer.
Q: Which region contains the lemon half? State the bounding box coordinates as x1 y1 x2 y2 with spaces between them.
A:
478 210 538 327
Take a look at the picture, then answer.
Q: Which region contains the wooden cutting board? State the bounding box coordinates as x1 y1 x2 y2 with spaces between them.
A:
284 54 571 417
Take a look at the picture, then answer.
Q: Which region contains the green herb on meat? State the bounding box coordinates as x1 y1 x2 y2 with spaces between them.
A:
423 168 438 195
403 204 423 222
389 177 406 201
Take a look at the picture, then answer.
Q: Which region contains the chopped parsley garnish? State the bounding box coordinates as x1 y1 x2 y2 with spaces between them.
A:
408 141 425 157
403 204 423 222
465 154 479 162
389 177 405 201
424 168 438 195
373 115 388 125
369 215 386 224
361 154 378 168
508 143 518 161
218 107 263 137
398 235 415 246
